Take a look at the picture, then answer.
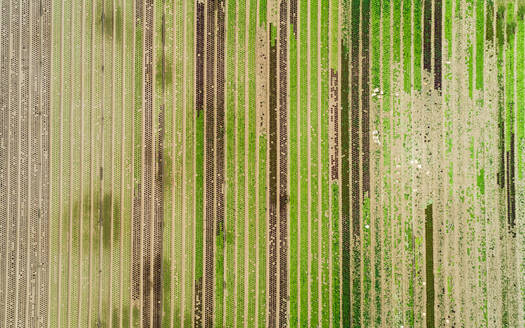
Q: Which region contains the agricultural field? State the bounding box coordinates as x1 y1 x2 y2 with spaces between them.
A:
0 0 524 327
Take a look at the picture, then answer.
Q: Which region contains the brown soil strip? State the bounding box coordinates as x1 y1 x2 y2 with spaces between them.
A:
132 0 143 308
350 12 361 324
142 255 151 326
196 2 205 114
268 23 278 328
153 105 164 328
216 0 225 249
351 0 360 239
153 4 167 327
152 250 162 327
142 0 154 325
330 69 339 181
204 0 216 326
278 2 288 326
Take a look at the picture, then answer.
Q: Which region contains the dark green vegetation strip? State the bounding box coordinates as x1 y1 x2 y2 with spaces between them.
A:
153 0 165 325
204 0 216 326
142 0 155 324
278 0 289 325
424 0 432 73
435 0 442 89
350 0 361 325
505 4 516 234
132 2 143 326
340 16 351 328
214 0 226 326
425 203 435 328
